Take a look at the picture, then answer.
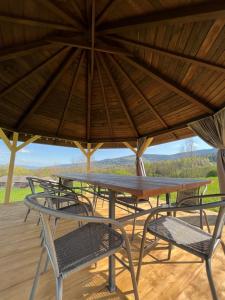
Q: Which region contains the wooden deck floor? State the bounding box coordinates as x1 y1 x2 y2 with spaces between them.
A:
0 200 225 300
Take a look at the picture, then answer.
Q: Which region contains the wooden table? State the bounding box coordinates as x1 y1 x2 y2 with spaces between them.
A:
56 173 211 292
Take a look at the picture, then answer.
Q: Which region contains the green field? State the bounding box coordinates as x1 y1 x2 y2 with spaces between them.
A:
0 177 220 204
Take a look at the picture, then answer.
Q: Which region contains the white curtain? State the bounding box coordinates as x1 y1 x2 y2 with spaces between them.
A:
136 137 146 176
189 107 225 192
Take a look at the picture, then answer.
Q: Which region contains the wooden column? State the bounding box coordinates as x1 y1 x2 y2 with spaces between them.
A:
123 137 153 175
0 129 40 203
74 141 103 173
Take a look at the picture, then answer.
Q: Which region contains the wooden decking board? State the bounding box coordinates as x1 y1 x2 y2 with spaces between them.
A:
0 201 225 299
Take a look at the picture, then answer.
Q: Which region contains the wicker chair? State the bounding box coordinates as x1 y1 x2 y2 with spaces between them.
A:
24 193 139 300
135 194 225 300
24 177 94 222
116 194 152 241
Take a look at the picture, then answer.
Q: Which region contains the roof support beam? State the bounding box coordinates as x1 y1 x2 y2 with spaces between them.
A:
16 48 79 130
0 41 51 62
96 0 116 26
107 36 225 74
138 137 153 157
74 141 103 173
0 47 67 99
0 15 78 32
98 53 139 137
96 55 113 136
57 51 85 136
48 36 130 56
122 142 137 154
109 55 168 128
0 129 40 203
121 55 215 114
86 52 92 141
36 0 84 30
98 2 225 33
91 0 95 80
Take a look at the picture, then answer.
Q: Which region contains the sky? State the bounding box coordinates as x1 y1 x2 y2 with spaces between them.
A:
0 136 212 168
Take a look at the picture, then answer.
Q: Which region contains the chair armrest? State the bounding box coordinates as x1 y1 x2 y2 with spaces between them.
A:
117 193 225 223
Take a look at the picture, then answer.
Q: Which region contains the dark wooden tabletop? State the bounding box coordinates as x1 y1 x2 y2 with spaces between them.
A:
56 173 211 198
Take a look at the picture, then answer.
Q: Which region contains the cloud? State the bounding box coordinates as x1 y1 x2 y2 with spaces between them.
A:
19 148 30 153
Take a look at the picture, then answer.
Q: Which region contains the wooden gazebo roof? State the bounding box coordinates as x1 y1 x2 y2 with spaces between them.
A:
0 0 224 148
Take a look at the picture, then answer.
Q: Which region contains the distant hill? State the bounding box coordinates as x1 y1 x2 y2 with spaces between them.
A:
1 148 215 170
93 148 217 166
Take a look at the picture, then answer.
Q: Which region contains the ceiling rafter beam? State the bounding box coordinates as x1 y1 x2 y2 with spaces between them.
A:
108 54 168 128
86 52 92 141
0 14 79 32
91 0 95 80
107 36 225 74
47 36 130 56
36 0 85 30
0 47 67 99
96 0 117 26
98 2 225 33
98 53 139 137
57 50 85 136
95 54 113 136
0 40 52 62
16 48 79 130
121 55 215 114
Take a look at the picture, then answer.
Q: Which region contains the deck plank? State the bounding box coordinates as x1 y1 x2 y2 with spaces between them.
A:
0 200 225 299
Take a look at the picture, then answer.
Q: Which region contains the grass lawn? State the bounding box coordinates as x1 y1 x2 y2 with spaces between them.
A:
0 177 220 205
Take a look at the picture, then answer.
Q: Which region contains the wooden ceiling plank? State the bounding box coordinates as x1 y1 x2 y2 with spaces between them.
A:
57 50 84 136
16 48 79 130
108 36 225 74
98 53 139 137
98 2 225 33
0 47 67 99
48 36 130 56
36 0 85 30
95 54 113 136
121 55 215 114
109 55 168 128
0 15 78 32
95 0 117 26
0 40 52 62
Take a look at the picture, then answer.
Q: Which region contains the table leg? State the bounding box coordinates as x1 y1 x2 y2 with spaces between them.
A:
166 193 171 216
108 189 116 292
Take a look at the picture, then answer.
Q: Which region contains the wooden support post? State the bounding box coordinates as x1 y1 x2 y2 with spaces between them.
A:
74 141 104 173
0 129 40 203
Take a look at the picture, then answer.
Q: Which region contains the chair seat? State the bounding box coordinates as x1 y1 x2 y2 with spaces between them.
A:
59 203 92 215
54 223 123 275
116 196 149 205
147 216 213 258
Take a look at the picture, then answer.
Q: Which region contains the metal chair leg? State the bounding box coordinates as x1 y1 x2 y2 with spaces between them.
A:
24 208 30 222
205 259 218 300
56 276 63 300
168 242 172 260
29 248 45 300
220 240 225 255
203 210 211 233
125 247 139 300
136 228 147 284
131 203 137 241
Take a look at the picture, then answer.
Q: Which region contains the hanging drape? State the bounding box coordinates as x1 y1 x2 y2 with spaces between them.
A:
136 137 146 176
188 107 225 192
